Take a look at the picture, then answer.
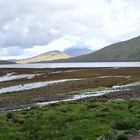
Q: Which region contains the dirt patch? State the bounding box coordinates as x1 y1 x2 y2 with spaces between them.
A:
128 132 140 140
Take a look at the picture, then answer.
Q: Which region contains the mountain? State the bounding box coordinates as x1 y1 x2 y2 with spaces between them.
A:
64 47 93 57
64 36 140 62
6 59 17 63
0 60 15 64
17 50 70 64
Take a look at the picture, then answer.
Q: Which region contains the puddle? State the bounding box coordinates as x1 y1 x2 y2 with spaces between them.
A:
112 81 140 88
0 73 41 82
98 76 130 79
50 70 81 74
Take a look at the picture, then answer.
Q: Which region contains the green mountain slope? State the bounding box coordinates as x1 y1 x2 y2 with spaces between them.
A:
65 36 140 62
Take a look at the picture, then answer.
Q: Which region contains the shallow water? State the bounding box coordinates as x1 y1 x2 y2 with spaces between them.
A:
0 73 41 82
4 81 140 112
36 81 140 106
0 62 140 68
0 78 82 94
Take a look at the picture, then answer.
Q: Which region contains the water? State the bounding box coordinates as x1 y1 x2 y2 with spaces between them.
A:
0 78 82 94
35 81 140 107
7 81 140 112
0 73 41 82
0 62 140 68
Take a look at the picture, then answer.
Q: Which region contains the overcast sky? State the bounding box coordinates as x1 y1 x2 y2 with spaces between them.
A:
0 0 140 59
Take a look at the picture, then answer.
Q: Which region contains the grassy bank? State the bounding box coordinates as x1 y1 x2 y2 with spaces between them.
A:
0 100 140 140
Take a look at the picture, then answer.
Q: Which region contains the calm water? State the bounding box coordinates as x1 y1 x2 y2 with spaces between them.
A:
0 62 140 68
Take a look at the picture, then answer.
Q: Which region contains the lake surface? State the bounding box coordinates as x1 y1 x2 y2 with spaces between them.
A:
0 62 140 68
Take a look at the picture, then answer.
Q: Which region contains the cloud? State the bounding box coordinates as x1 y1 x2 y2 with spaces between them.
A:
23 36 78 58
0 0 140 59
85 39 110 50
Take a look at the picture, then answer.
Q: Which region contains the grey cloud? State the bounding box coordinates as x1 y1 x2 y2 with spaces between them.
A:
0 0 140 59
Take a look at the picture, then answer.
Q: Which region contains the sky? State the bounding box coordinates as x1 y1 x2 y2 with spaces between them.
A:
0 0 140 59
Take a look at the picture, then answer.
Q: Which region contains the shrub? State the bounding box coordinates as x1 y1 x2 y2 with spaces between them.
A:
6 112 13 119
73 135 83 140
113 120 134 130
117 134 128 140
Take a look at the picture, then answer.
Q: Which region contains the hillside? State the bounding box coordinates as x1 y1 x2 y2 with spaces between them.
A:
64 47 93 57
17 50 70 64
64 36 140 62
0 60 15 64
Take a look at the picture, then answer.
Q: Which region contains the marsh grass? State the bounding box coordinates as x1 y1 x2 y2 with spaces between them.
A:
0 100 139 140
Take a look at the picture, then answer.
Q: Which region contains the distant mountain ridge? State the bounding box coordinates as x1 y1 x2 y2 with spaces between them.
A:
0 60 15 64
64 47 93 57
63 36 140 62
17 50 70 64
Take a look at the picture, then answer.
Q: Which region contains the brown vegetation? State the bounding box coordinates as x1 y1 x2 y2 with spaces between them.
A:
0 67 139 111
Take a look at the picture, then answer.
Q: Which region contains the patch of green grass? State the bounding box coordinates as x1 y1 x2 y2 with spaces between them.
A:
0 100 139 140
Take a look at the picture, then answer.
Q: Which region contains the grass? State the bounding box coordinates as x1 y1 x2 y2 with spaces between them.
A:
0 100 139 140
